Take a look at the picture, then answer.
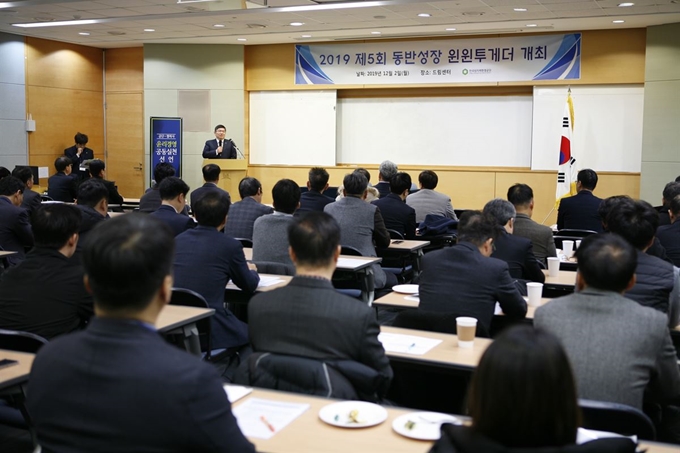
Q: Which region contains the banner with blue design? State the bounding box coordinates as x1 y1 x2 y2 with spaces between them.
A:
295 33 580 85
150 117 182 182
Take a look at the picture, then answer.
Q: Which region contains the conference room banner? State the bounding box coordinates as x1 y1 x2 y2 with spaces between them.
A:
295 33 581 85
150 117 182 180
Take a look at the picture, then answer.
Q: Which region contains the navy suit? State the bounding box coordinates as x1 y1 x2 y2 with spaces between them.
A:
0 197 33 266
174 226 260 349
64 145 94 169
202 139 237 159
374 181 390 199
297 190 334 214
139 187 161 213
190 183 231 211
20 189 42 217
557 190 603 232
491 230 545 284
223 197 273 240
371 193 417 239
150 205 195 237
93 177 124 205
47 172 78 202
27 317 255 453
657 221 680 267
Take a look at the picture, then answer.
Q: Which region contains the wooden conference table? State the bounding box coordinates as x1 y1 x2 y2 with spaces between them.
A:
0 349 34 392
542 269 577 288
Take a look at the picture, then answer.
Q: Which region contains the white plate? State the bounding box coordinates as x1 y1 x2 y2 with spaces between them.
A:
319 401 388 428
392 412 462 440
392 284 419 295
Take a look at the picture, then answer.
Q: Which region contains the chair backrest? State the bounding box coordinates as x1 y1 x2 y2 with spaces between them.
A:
40 195 53 202
387 229 404 240
340 245 364 256
579 398 656 440
252 260 295 276
169 288 214 357
555 229 598 238
392 310 490 338
0 329 48 353
234 238 253 248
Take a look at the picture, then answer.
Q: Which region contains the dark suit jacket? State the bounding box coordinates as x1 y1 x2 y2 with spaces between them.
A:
657 221 680 267
491 230 545 283
374 181 390 199
557 190 603 232
64 145 94 169
419 241 527 332
249 276 393 396
202 138 237 159
139 186 161 213
0 247 93 339
150 205 195 237
371 193 417 239
93 177 124 205
223 197 273 240
27 317 255 453
47 172 78 202
0 197 33 266
297 190 334 214
21 189 42 218
174 226 259 349
190 183 231 211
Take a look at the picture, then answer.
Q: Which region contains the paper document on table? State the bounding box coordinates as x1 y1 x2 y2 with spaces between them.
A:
223 384 253 403
576 427 636 445
337 257 371 268
232 398 309 440
226 276 283 290
378 332 442 355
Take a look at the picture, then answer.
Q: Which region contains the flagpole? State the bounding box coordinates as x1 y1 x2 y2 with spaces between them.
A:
541 207 555 226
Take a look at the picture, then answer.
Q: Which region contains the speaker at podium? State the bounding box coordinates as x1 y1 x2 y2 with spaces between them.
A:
202 159 247 197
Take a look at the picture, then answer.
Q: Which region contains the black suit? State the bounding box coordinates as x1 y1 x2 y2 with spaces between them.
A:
297 190 334 214
657 221 680 267
371 193 417 239
93 177 124 205
491 230 545 283
374 181 390 199
202 138 237 159
20 189 42 218
47 172 78 202
557 190 603 232
139 187 161 213
64 145 94 169
150 205 195 237
27 317 255 453
0 197 33 266
190 183 231 211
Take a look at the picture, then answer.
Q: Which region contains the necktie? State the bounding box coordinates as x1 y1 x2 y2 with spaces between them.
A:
218 140 223 148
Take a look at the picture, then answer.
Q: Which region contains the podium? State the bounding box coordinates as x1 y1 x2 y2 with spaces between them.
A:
203 159 247 197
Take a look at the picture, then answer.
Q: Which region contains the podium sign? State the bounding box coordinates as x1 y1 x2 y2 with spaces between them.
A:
150 117 182 183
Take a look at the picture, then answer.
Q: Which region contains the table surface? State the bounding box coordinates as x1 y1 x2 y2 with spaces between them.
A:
0 349 34 391
155 305 215 332
543 269 577 287
243 249 381 271
387 239 430 252
123 197 141 203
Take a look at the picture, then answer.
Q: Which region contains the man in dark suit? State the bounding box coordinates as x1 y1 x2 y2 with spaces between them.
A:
190 163 231 211
150 177 195 237
88 159 124 205
202 124 238 159
556 168 604 232
73 179 110 259
375 160 397 199
657 195 680 267
12 166 41 217
139 162 176 213
224 177 273 239
27 214 255 453
249 211 393 398
0 204 93 339
371 172 417 239
64 132 94 180
0 176 33 266
419 211 527 333
47 156 78 202
297 167 334 214
658 182 680 227
174 191 259 351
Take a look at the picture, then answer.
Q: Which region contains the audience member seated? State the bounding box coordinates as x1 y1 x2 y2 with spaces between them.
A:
88 159 124 206
12 166 41 217
418 211 526 333
406 170 457 223
0 203 93 339
375 160 397 199
297 167 334 214
535 233 680 411
507 183 556 263
657 195 680 267
557 169 603 232
659 182 680 227
139 162 176 213
247 212 393 400
73 179 110 258
484 198 545 286
431 326 636 453
325 172 396 290
224 177 273 240
150 177 195 237
27 214 254 453
252 179 300 267
335 168 379 202
0 167 9 179
0 176 33 266
190 163 231 212
371 172 417 239
174 191 259 351
47 156 78 202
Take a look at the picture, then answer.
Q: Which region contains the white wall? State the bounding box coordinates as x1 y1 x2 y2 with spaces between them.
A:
0 32 27 170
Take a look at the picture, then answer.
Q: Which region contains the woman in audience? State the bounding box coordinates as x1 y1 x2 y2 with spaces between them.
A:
336 167 379 202
430 326 636 452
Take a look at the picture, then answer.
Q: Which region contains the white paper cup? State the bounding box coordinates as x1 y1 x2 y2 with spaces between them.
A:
575 240 582 250
526 282 543 307
456 317 477 348
547 257 560 277
562 240 574 257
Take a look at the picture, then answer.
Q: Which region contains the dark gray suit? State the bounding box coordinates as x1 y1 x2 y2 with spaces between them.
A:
21 189 42 218
190 183 230 211
224 197 273 240
512 213 557 263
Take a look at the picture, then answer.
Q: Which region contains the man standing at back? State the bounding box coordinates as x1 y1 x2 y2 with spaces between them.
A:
297 167 334 213
27 214 254 452
0 176 33 266
150 177 195 237
557 168 603 232
202 124 237 159
64 132 94 172
224 177 273 240
406 170 457 223
371 172 417 239
252 179 300 267
507 183 557 264
190 163 231 211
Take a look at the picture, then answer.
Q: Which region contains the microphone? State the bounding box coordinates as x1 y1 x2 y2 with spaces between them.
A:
229 138 245 159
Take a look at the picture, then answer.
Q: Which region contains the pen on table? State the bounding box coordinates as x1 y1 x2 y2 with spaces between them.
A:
260 415 276 432
407 342 416 351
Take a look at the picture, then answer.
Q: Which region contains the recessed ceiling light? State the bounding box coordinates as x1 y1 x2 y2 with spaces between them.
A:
513 8 527 12
618 2 634 6
144 28 155 32
13 18 99 28
371 31 381 34
612 19 625 23
237 38 246 41
526 24 537 27
290 22 304 26
445 27 456 31
213 24 225 28
417 13 431 17
301 34 312 38
78 32 89 36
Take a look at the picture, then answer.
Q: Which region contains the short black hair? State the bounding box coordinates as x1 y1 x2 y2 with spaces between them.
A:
202 164 221 182
193 191 230 227
308 167 330 193
55 156 73 173
12 167 34 185
214 124 226 132
74 132 88 145
606 199 658 250
272 179 301 214
89 159 105 178
418 170 438 190
577 169 598 191
0 167 9 179
457 211 498 247
598 195 633 231
662 182 680 205
77 179 109 208
158 176 189 201
390 172 411 195
354 168 371 183
288 211 341 268
676 175 680 183
153 162 175 185
576 233 636 292
670 195 680 217
507 184 533 207
32 204 82 249
483 198 516 227
343 172 368 197
238 177 262 199
0 176 25 196
83 214 175 312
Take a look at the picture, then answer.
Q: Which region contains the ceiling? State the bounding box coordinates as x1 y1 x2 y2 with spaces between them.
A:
0 0 679 47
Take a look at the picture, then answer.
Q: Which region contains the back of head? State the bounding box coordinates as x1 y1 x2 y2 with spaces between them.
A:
507 184 533 208
194 191 230 227
379 160 398 181
343 172 368 197
158 176 189 201
54 156 72 173
469 325 579 448
272 179 301 214
74 132 88 145
89 159 106 178
457 211 497 246
202 164 221 183
0 176 24 196
575 233 637 292
606 199 658 250
153 162 175 185
12 167 34 186
670 194 680 217
0 167 9 179
354 168 371 183
597 195 633 230
578 169 598 191
83 214 175 313
390 172 412 195
483 198 516 227
418 170 438 190
32 204 82 249
288 211 340 268
663 182 680 205
308 167 330 193
238 177 261 199
77 179 109 208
